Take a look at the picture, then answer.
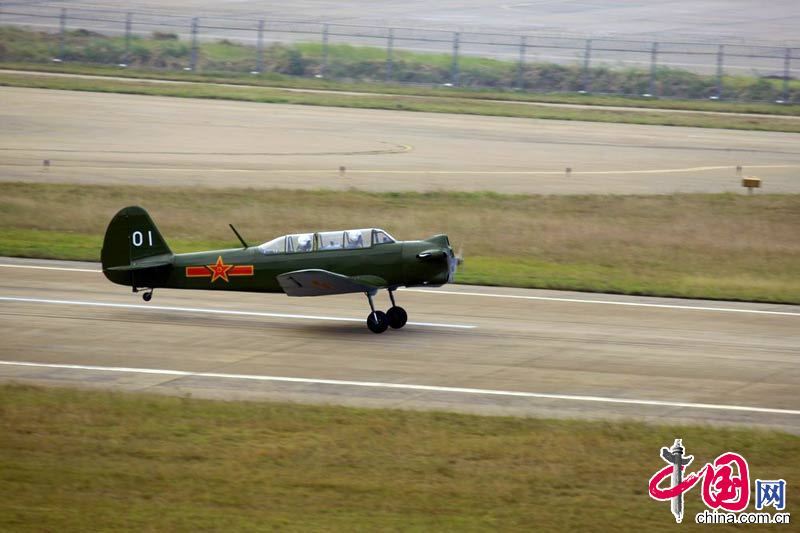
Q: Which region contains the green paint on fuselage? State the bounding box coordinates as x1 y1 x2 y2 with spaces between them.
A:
101 206 453 294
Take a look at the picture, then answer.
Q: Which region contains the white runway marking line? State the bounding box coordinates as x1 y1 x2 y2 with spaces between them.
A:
2 262 798 317
1 360 798 416
0 296 476 330
403 289 800 317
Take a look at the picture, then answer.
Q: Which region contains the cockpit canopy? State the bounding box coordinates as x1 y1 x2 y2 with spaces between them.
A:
257 228 396 255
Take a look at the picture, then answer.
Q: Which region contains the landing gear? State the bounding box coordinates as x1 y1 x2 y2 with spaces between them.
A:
387 307 407 329
365 291 388 334
387 289 407 329
134 287 153 302
367 310 389 333
364 289 407 333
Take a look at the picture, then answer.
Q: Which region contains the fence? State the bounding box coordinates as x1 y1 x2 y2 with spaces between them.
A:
1 4 798 102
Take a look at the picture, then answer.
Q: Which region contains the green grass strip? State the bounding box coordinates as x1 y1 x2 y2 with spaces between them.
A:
4 61 800 116
1 183 799 304
2 23 800 111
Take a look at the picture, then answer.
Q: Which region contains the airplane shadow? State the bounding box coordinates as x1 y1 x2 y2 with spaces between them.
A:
281 321 459 339
112 308 469 339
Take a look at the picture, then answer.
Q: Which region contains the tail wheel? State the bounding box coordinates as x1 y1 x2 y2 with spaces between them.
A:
367 311 389 334
387 306 407 329
142 291 153 302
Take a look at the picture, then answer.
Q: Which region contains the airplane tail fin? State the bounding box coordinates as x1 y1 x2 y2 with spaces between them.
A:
101 206 173 288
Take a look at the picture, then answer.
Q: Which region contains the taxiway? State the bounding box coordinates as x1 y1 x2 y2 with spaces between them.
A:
2 87 800 194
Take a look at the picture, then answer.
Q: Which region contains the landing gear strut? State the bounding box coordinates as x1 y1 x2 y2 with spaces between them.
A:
386 289 407 329
365 291 388 334
134 287 154 302
364 290 407 333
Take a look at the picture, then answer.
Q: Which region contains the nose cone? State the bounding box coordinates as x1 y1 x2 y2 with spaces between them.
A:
412 234 459 286
425 234 462 283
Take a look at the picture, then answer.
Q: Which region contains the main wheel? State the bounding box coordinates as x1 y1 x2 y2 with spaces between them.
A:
386 306 407 329
366 310 389 334
142 292 152 302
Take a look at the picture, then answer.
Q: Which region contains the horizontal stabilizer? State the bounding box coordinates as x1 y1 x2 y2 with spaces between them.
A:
277 269 386 297
105 257 173 272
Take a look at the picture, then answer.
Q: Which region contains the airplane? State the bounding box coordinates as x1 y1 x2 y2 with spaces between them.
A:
101 206 462 333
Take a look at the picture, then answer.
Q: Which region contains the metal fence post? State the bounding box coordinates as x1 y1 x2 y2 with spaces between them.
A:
647 41 658 97
580 39 592 92
57 8 67 61
385 28 394 82
451 32 460 86
516 36 526 90
189 17 199 71
714 44 724 99
255 19 265 74
320 23 329 77
781 47 791 103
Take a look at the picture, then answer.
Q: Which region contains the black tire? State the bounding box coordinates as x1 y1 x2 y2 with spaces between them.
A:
366 311 389 333
387 306 408 329
143 292 152 302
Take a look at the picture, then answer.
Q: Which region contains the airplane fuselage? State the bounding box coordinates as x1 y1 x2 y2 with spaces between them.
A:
104 239 451 293
100 206 457 332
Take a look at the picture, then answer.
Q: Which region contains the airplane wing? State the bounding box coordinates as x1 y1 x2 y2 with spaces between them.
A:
277 269 387 297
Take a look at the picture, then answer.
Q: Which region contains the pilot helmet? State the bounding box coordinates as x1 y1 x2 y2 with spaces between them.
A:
346 231 361 242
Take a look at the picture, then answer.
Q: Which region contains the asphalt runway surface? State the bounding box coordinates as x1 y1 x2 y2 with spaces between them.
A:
1 257 798 433
3 87 800 194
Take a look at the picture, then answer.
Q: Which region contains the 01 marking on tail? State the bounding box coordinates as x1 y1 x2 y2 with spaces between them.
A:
101 206 462 333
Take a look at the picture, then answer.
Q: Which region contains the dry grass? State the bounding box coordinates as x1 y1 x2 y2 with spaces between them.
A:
0 384 797 531
1 183 799 302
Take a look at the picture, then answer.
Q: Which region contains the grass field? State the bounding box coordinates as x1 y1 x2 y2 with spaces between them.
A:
2 25 800 105
2 70 800 133
0 384 797 531
4 61 800 117
1 183 799 304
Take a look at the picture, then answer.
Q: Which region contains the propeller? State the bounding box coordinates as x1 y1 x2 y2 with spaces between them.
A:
447 245 464 282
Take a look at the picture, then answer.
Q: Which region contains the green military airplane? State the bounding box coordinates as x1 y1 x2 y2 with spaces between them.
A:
101 206 462 333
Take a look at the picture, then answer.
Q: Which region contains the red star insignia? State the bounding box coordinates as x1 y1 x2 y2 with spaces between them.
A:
207 256 233 283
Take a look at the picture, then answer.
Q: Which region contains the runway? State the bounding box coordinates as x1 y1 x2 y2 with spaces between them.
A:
1 257 798 433
2 87 800 194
